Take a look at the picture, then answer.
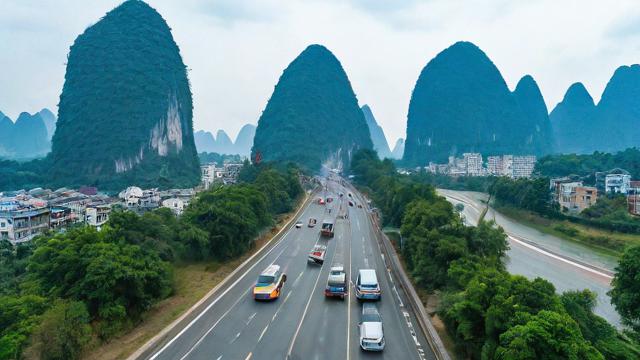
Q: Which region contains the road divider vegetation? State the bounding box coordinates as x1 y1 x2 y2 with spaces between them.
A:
351 149 640 359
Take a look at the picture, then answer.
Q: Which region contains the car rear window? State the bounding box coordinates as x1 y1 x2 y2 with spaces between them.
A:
257 275 274 284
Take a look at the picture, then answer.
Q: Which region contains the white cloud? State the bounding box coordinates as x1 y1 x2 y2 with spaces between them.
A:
1 0 639 144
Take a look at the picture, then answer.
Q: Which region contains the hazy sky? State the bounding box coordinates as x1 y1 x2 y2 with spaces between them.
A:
2 0 640 145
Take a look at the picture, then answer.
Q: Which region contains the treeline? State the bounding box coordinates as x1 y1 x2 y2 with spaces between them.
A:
198 152 244 165
0 163 301 360
536 148 640 179
491 177 640 235
351 149 639 359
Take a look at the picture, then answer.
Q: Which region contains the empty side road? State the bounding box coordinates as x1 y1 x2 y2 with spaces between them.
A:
138 177 435 360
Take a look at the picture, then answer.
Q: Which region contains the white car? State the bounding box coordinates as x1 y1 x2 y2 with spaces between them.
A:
359 303 385 351
295 221 303 228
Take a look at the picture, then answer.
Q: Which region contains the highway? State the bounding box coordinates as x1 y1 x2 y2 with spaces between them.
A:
144 177 433 360
438 189 622 327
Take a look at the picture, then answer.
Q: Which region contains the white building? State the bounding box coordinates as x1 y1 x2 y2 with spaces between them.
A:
162 198 187 216
512 155 536 178
605 173 632 194
85 205 111 228
463 153 483 176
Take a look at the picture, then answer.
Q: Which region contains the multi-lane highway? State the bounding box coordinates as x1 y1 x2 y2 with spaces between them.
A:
438 189 622 327
143 177 433 360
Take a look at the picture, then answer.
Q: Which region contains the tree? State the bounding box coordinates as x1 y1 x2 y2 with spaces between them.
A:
35 300 92 360
495 310 604 360
561 290 640 360
609 245 640 334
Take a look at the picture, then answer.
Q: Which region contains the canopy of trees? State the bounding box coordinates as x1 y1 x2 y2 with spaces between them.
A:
0 162 301 359
350 149 639 359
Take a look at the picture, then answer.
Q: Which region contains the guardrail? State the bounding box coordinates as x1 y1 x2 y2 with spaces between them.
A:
129 190 314 360
347 182 451 360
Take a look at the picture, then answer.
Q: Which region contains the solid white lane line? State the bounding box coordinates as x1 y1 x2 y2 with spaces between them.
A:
286 244 337 357
150 198 314 360
216 356 222 360
177 288 250 360
507 234 613 279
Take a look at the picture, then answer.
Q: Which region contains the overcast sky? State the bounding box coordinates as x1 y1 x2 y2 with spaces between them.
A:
1 0 640 144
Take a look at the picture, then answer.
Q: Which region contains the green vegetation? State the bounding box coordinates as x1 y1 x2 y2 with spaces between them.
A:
252 44 372 171
198 152 244 165
351 149 639 359
536 148 640 179
403 41 552 165
0 163 301 359
47 0 200 190
491 176 640 236
609 246 640 339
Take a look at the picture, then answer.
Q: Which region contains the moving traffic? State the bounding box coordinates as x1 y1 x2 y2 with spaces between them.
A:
145 176 431 360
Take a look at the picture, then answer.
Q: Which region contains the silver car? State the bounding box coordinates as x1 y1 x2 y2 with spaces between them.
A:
359 303 385 351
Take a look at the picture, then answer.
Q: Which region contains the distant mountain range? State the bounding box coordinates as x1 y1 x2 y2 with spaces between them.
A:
362 105 393 159
391 138 404 159
403 41 553 165
0 109 55 159
551 65 640 154
194 124 256 156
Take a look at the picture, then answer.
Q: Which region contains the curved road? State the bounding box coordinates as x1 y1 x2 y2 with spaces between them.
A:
145 178 433 360
438 189 621 327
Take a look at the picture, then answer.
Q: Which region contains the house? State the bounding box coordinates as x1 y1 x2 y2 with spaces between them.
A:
162 197 187 216
553 180 598 213
85 205 111 227
605 172 631 194
0 203 50 244
628 181 640 216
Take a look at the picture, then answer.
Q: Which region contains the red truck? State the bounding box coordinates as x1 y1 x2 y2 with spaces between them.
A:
321 219 334 238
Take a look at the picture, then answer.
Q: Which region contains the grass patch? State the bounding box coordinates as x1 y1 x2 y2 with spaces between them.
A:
81 194 307 360
496 206 640 257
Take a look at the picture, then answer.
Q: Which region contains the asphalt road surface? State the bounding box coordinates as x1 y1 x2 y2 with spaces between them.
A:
146 177 434 360
438 189 621 327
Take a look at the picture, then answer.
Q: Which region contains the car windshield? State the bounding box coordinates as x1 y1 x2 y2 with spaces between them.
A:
257 275 274 285
328 280 345 287
330 270 343 276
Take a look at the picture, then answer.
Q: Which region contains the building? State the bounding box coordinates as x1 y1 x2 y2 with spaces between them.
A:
596 168 630 193
605 172 632 194
463 153 483 176
0 204 50 244
512 155 536 178
49 207 75 229
552 179 598 213
118 186 160 212
162 197 187 216
85 205 110 227
627 181 640 216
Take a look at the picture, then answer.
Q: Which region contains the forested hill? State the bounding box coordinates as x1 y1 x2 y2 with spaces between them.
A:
551 65 640 154
550 83 597 154
48 0 200 189
403 41 553 165
252 44 373 170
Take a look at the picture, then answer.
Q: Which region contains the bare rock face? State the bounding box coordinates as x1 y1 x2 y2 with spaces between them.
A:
49 0 199 189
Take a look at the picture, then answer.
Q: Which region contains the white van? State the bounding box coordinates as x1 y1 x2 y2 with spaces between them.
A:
356 269 381 300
